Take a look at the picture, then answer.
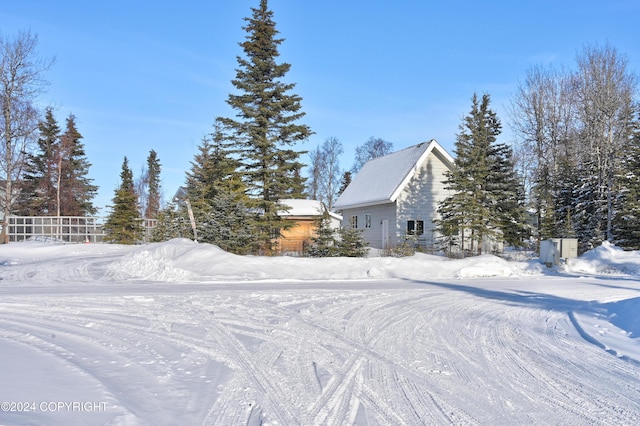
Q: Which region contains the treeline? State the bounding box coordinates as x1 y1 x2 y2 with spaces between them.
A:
510 43 639 251
15 108 97 218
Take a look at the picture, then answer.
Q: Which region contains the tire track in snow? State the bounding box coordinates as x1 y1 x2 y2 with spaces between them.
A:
0 296 230 424
255 291 483 425
3 275 640 425
0 313 167 422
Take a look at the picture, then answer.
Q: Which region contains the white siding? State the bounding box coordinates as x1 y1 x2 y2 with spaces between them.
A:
334 141 455 251
339 203 396 249
396 150 451 248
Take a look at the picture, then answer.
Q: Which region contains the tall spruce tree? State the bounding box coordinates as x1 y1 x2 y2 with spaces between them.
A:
436 93 526 255
613 105 640 249
216 0 312 253
57 114 97 216
17 110 96 216
17 107 60 215
104 157 142 244
488 142 530 248
144 149 162 219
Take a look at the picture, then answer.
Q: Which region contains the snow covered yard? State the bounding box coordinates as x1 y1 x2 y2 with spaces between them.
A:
1 239 639 425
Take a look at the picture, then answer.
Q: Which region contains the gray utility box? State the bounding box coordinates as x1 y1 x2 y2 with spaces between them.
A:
540 238 578 266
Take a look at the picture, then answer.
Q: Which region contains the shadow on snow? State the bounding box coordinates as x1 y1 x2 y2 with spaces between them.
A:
408 278 640 365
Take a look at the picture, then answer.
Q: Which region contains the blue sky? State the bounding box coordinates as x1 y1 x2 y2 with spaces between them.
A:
3 1 639 214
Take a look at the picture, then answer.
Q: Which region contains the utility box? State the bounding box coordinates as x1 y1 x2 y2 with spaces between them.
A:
540 238 578 266
558 238 578 259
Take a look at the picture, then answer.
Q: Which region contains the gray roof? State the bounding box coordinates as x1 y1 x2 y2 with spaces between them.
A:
333 139 453 210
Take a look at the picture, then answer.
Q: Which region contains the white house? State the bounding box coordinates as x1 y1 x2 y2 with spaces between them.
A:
333 140 454 250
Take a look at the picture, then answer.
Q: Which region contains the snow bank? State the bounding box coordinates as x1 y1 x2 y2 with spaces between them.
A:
0 240 131 266
2 239 637 284
565 241 640 276
573 296 640 362
606 298 640 338
108 239 544 282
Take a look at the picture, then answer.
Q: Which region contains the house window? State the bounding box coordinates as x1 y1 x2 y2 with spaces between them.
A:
365 213 372 229
407 220 424 235
350 215 358 229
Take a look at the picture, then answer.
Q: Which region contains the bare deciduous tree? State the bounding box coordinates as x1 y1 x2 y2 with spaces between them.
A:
509 64 576 243
0 30 54 242
306 136 344 209
573 43 636 241
351 136 393 174
306 145 322 201
509 43 637 250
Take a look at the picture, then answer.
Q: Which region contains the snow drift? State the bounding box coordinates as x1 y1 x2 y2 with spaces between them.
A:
106 238 546 282
1 239 640 425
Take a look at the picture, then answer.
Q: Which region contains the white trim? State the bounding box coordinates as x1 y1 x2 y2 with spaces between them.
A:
335 140 454 210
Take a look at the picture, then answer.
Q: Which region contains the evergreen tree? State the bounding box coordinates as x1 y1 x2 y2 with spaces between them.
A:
216 0 312 253
305 208 368 257
488 142 530 248
57 114 97 216
152 203 190 242
306 208 339 257
336 227 368 257
185 136 216 201
434 198 463 255
17 107 60 215
192 193 256 254
17 110 96 216
144 149 162 219
104 157 142 244
553 154 579 238
436 93 527 255
338 171 352 196
179 133 256 254
185 132 246 204
612 106 640 249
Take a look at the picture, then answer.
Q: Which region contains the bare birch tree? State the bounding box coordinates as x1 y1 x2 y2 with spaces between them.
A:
306 136 343 209
351 137 393 174
0 30 53 242
509 64 576 244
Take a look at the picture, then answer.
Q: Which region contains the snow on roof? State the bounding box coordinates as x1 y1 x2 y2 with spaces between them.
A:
279 199 342 220
333 139 453 210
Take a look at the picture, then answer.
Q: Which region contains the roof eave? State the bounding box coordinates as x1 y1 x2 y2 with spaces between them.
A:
389 139 454 202
333 199 394 211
